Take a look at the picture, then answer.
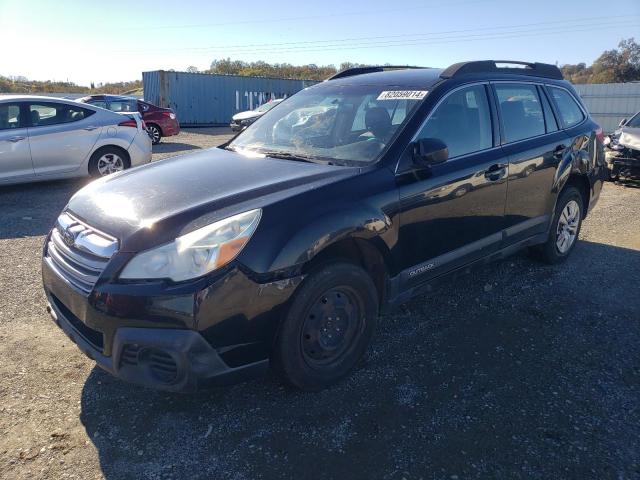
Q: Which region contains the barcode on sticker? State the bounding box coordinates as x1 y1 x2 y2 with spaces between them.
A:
377 90 428 101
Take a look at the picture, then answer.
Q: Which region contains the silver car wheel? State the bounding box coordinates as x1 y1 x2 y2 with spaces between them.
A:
555 200 580 254
96 153 125 176
147 125 161 144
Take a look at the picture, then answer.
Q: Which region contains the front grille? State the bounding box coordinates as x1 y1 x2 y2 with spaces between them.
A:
120 345 179 384
45 212 118 293
51 294 104 350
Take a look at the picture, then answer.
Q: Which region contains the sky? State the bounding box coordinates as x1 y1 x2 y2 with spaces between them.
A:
1 0 639 86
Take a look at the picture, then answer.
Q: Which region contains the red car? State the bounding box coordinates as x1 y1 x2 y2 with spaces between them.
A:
78 95 180 144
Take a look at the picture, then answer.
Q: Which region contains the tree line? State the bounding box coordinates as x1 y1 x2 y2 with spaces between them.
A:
560 38 639 84
0 77 142 95
2 38 638 93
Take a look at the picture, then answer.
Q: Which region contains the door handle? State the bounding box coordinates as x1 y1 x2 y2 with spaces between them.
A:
83 126 99 131
7 136 25 142
553 144 567 160
484 163 507 181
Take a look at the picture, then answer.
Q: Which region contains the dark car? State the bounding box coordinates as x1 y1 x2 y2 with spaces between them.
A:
230 99 284 131
44 61 606 392
78 95 180 144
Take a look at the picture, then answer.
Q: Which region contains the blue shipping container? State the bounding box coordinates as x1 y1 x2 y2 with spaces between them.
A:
143 70 317 126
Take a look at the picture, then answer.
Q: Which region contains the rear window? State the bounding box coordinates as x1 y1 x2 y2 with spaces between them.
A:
548 87 585 128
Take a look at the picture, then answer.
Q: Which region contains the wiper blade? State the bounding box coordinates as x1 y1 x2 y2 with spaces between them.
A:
261 151 321 163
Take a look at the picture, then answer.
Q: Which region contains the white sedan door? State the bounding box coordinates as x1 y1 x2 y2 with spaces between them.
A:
0 102 34 182
26 102 102 176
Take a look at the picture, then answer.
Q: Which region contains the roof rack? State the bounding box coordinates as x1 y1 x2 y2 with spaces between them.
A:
326 65 425 81
440 60 563 80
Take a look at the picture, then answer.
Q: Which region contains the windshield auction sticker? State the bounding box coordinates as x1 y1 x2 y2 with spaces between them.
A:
377 90 428 100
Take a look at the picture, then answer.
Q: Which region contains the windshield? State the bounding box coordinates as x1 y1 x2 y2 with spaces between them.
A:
626 112 640 128
229 84 426 165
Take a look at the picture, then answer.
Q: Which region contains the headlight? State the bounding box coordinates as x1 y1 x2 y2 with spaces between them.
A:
119 209 261 282
169 113 176 120
240 118 256 125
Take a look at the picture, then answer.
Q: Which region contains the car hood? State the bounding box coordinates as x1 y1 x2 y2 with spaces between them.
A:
232 111 262 121
66 148 358 250
618 126 640 150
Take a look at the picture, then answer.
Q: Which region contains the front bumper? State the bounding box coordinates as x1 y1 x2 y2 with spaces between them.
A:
606 150 640 179
42 247 302 391
47 295 267 391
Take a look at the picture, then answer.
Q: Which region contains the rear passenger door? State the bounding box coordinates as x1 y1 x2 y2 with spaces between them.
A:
494 82 569 245
27 102 102 176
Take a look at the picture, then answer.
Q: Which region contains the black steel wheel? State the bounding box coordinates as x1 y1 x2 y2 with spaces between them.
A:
300 286 363 368
273 262 378 391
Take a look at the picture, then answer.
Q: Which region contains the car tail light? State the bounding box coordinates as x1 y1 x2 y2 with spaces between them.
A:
118 119 138 128
595 126 605 143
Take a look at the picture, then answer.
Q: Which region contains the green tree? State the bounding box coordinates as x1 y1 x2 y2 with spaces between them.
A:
561 38 640 84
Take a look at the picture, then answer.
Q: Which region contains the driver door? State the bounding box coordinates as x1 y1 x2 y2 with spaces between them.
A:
394 83 508 288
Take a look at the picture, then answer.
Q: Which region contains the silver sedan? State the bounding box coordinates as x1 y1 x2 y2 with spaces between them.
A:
0 95 152 185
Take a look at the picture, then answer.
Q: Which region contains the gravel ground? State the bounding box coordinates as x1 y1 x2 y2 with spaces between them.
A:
0 129 639 480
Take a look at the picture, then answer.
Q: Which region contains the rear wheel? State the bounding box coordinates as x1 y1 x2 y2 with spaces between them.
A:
531 186 583 264
147 124 162 145
88 147 130 178
273 262 378 391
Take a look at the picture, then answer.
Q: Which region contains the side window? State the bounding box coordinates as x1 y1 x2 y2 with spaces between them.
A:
495 84 545 143
0 104 22 130
416 84 492 158
108 100 137 112
548 87 585 128
539 88 559 133
88 100 108 110
29 103 95 127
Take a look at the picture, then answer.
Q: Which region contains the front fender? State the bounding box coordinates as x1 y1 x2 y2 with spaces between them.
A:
269 205 394 272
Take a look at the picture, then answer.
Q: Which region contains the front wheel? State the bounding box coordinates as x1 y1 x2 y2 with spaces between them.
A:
146 124 162 145
531 186 584 264
272 262 378 391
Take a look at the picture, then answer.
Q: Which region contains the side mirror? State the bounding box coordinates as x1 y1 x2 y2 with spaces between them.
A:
413 138 449 166
619 118 627 127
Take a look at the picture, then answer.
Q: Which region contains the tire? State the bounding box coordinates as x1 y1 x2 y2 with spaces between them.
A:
88 146 131 178
272 262 378 391
147 124 162 145
531 186 584 264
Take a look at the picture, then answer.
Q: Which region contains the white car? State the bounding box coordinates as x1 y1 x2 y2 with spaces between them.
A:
0 95 152 185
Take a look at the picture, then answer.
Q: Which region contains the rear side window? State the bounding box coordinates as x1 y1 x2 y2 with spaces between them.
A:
548 87 585 128
415 84 493 158
0 104 21 130
28 103 95 127
495 84 545 143
87 100 108 109
108 99 138 112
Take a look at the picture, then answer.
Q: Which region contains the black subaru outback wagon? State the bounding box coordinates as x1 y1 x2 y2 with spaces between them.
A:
43 61 606 392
